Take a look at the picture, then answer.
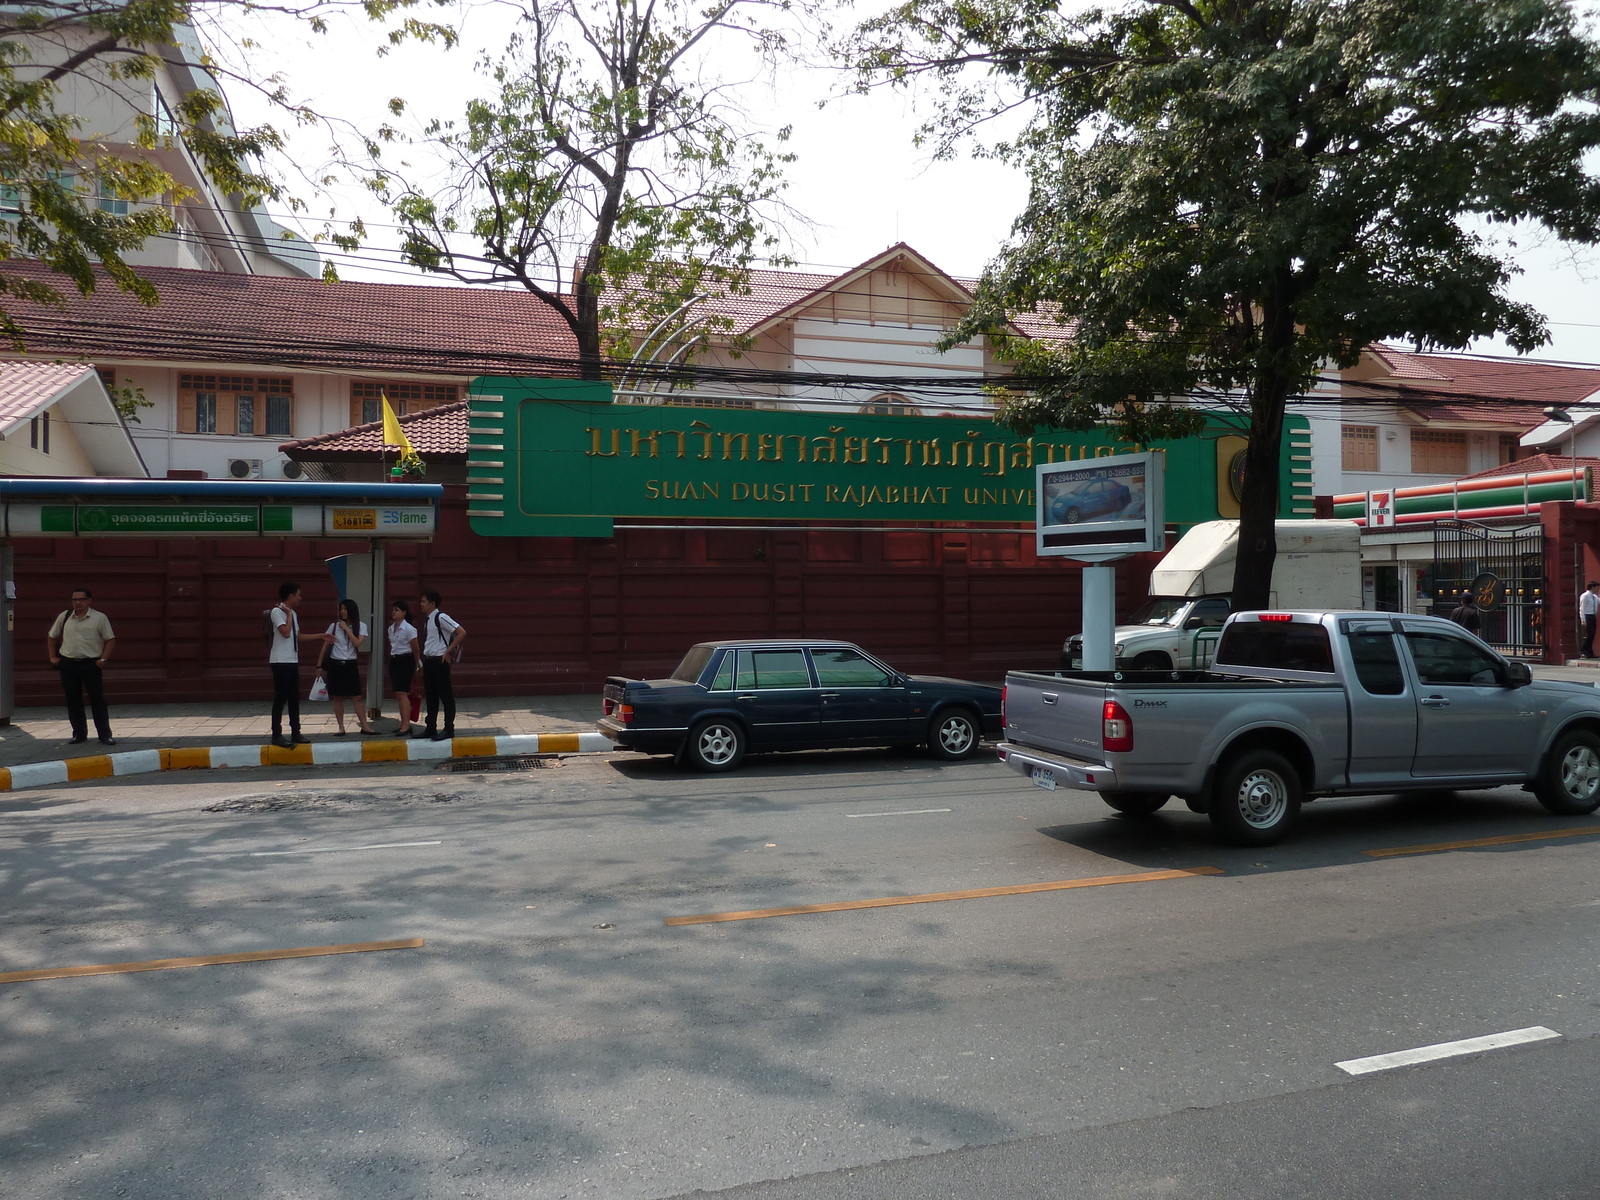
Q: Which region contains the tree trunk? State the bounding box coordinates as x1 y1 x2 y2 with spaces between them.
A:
1231 394 1285 611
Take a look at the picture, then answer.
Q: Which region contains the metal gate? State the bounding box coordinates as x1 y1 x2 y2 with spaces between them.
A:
1431 520 1545 656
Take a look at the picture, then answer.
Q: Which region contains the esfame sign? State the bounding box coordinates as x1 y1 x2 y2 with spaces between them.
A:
464 378 1311 538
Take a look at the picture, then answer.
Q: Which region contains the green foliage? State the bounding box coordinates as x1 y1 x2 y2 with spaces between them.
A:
0 0 453 339
851 0 1600 602
386 0 801 372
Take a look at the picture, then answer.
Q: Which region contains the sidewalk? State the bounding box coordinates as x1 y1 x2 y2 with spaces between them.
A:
0 694 603 771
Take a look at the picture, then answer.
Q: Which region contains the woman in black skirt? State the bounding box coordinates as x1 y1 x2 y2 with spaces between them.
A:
317 598 376 735
387 599 422 735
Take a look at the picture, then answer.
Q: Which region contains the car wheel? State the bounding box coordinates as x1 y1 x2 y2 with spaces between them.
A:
1208 748 1301 846
683 718 746 772
1535 728 1600 815
927 709 979 761
1129 652 1171 671
1064 506 1082 524
1098 791 1170 817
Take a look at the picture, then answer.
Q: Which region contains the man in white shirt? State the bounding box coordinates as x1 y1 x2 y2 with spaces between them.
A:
47 586 116 745
1582 581 1600 658
415 588 466 741
269 582 330 749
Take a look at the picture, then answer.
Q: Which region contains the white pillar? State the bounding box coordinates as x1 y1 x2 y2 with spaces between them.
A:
1081 564 1118 671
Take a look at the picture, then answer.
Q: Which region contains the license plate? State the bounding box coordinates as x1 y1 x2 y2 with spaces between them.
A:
1031 766 1057 792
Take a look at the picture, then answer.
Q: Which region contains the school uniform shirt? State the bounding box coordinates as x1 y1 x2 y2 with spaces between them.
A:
269 606 301 664
389 620 419 655
325 621 368 661
421 611 460 657
50 608 114 659
1583 591 1600 619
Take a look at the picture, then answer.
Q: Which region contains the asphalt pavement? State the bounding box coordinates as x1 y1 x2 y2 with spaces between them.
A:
3 746 1599 1198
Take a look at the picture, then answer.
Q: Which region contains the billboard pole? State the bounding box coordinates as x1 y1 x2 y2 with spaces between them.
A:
1081 565 1118 670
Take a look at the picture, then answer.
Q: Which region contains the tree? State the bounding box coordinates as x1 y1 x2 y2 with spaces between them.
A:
386 0 800 377
0 0 450 342
852 0 1600 607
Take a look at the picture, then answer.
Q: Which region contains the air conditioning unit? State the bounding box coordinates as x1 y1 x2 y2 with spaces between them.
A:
280 459 305 480
228 458 262 479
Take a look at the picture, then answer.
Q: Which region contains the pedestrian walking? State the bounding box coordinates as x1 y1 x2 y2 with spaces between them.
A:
1583 581 1600 658
46 587 116 745
268 581 329 749
414 589 465 741
387 599 422 735
1449 591 1481 634
317 598 376 736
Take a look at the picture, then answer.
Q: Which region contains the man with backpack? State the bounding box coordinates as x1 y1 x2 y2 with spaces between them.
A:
267 582 330 749
415 589 466 741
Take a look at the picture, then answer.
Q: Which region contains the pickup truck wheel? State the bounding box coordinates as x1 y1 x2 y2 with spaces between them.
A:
1535 729 1600 815
1208 749 1301 845
927 709 979 761
683 719 746 772
1099 791 1170 817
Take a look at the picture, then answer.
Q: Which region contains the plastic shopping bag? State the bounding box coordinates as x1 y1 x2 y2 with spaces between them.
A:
308 675 330 703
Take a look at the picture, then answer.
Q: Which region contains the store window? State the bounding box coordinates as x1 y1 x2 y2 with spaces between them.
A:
350 380 459 426
1410 429 1469 475
1341 424 1378 472
177 374 293 436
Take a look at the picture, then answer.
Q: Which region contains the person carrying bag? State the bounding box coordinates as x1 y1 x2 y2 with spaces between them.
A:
414 589 465 741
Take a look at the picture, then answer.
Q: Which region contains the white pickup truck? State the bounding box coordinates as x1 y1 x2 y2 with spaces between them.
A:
1005 610 1600 845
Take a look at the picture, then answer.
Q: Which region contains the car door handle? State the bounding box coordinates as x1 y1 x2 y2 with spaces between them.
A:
1042 693 1058 705
736 694 758 701
820 692 840 699
1421 695 1451 708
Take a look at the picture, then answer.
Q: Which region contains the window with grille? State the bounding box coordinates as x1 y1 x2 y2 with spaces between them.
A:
1410 429 1469 475
1341 425 1378 472
176 374 293 436
350 380 459 426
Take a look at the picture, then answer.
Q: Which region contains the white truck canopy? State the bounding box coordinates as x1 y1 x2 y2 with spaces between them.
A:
1150 520 1363 607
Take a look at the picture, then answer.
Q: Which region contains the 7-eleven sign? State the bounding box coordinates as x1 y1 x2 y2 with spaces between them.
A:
1367 490 1396 528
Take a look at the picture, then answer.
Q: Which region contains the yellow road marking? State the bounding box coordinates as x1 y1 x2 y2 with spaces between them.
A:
452 736 498 757
664 866 1225 926
1363 826 1600 859
362 739 411 762
0 937 425 985
539 732 581 753
164 747 211 770
65 755 113 782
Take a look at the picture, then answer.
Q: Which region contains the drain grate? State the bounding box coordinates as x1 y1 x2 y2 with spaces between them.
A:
437 754 564 773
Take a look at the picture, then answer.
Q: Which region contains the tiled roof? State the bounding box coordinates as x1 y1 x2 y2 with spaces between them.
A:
0 261 579 376
280 401 468 461
1459 453 1600 481
1349 346 1600 428
0 361 96 429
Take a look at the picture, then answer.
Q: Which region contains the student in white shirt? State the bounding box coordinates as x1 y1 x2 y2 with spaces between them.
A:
269 582 331 749
316 598 376 736
1582 581 1600 658
387 598 423 735
415 588 466 741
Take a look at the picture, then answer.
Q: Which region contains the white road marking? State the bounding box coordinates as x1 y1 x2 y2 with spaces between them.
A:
1335 1026 1561 1076
248 840 444 857
846 808 953 818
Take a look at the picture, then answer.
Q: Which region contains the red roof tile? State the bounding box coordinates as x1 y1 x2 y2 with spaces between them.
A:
1349 346 1600 428
0 261 579 377
281 401 468 461
0 361 97 429
1459 453 1600 480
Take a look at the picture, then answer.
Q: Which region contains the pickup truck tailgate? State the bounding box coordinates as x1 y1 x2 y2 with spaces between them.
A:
1005 672 1108 761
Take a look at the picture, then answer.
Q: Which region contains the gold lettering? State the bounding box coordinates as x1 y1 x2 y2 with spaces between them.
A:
826 485 841 502
894 438 914 465
813 429 840 463
752 483 769 501
785 434 809 462
1036 443 1057 464
981 442 1008 477
682 482 700 500
872 437 894 464
1095 445 1114 458
733 482 750 501
799 484 815 502
664 429 688 458
964 488 979 504
844 436 868 464
948 434 978 468
865 486 884 505
887 486 900 503
627 429 661 457
645 479 660 498
586 427 621 457
690 420 714 460
937 487 951 503
720 432 750 461
757 434 782 462
703 483 720 500
917 439 942 466
1009 440 1034 470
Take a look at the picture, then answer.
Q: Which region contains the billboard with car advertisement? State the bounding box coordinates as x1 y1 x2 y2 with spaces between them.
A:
1035 450 1165 560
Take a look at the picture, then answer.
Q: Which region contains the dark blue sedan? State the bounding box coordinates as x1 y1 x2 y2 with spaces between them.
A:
598 640 1003 771
1050 478 1131 524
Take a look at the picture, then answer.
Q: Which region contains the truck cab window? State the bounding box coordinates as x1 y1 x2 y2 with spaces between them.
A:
1403 631 1503 686
1216 623 1334 672
1186 599 1231 629
1346 632 1405 695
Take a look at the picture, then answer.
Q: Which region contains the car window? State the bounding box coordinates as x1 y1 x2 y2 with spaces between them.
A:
670 645 714 684
1215 622 1334 672
1403 631 1503 686
1190 599 1230 627
810 648 892 687
735 649 812 689
708 651 735 691
1346 631 1405 695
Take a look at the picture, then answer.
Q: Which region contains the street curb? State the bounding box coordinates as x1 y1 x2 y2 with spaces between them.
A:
0 731 613 792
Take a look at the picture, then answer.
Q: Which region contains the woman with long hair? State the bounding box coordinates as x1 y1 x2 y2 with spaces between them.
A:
387 598 422 735
317 598 376 735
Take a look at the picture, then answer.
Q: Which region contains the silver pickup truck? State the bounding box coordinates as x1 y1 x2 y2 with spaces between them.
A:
999 610 1600 845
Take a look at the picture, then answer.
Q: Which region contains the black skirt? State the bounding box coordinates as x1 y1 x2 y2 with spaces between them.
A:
389 655 416 693
325 658 362 698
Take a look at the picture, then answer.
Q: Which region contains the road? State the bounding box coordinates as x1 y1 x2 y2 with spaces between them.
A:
3 747 1599 1199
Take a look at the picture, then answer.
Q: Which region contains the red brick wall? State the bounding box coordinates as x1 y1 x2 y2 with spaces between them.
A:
14 487 1161 705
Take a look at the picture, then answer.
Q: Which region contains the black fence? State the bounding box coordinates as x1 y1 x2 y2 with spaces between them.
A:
1430 520 1544 656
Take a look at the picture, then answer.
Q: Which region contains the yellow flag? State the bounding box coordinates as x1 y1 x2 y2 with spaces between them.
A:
380 394 413 456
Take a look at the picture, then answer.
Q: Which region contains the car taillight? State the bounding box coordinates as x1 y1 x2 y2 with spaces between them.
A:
603 697 615 716
1103 700 1133 753
619 703 635 725
1001 684 1008 728
1258 613 1293 622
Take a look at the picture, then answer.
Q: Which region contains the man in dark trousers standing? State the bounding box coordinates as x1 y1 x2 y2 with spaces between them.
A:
269 582 329 749
415 589 465 741
1449 591 1481 635
47 587 116 745
1582 581 1600 658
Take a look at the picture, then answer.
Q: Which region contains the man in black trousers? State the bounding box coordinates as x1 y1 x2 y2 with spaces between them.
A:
415 589 466 741
47 587 117 745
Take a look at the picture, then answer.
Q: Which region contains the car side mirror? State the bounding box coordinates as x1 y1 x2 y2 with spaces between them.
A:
1184 617 1203 630
1504 661 1532 688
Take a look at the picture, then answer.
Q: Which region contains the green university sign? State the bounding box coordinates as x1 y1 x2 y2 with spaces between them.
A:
465 378 1313 537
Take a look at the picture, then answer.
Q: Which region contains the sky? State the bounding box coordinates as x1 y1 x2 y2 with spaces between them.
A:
221 0 1600 368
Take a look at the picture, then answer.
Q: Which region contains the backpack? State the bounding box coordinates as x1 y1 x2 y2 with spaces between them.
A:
430 611 464 663
262 608 276 647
